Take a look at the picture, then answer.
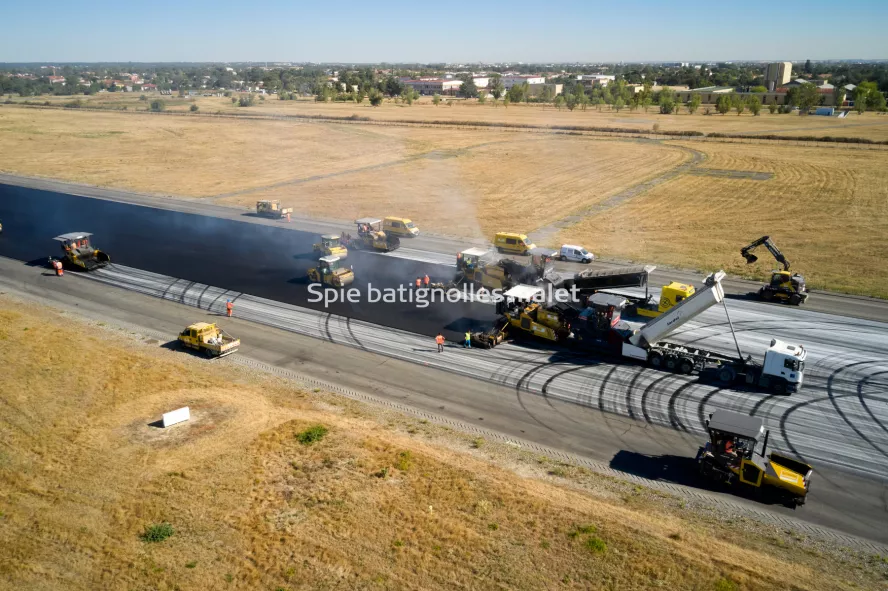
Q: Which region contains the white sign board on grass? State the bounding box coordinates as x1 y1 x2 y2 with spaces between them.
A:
162 407 190 428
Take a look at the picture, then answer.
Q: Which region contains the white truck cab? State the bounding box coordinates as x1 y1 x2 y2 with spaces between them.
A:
761 338 807 392
560 244 594 263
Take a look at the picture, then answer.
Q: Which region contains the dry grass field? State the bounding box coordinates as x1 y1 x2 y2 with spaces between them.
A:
2 102 887 295
0 106 687 238
14 93 888 141
1 295 885 590
559 141 888 297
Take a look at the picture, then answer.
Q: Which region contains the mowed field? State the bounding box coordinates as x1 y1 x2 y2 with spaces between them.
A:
559 141 888 297
2 296 885 590
2 103 888 295
16 93 888 141
0 106 688 238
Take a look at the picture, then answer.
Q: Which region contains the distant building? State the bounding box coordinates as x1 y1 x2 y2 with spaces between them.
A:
501 75 546 89
764 62 792 91
577 74 615 87
402 78 464 96
47 76 66 85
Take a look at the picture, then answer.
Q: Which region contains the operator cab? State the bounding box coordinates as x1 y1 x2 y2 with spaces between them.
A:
704 410 766 466
318 255 341 274
761 338 807 391
54 232 94 255
320 234 341 248
355 217 383 234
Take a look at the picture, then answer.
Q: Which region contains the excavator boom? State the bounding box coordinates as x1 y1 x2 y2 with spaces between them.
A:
740 236 790 271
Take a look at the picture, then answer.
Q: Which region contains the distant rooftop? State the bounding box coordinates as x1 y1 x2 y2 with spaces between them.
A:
689 86 734 92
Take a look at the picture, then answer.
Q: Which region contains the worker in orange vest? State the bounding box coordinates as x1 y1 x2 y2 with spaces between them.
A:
423 274 430 287
226 300 233 317
285 212 291 223
435 333 445 353
50 258 64 276
415 277 422 289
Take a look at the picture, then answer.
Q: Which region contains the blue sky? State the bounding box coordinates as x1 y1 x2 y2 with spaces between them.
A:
3 0 887 63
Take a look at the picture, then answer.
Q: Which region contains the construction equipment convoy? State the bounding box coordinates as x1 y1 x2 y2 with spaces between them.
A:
256 200 293 219
178 322 240 358
562 265 694 318
313 234 348 259
308 255 355 287
348 218 400 252
52 232 111 271
696 409 812 507
740 236 809 305
471 271 807 394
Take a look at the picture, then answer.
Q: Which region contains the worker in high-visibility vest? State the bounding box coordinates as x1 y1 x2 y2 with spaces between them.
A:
51 259 64 277
435 333 445 353
415 277 422 289
423 274 430 287
226 300 233 317
464 331 472 348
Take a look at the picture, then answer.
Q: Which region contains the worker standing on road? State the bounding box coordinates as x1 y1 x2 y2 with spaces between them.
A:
285 212 291 223
415 277 422 289
423 274 430 287
464 331 471 348
435 333 445 353
50 258 64 277
226 300 233 317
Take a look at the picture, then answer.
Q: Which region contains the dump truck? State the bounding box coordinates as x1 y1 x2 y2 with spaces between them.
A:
53 232 111 271
696 409 812 507
308 255 355 287
256 200 293 219
178 322 240 358
347 218 400 252
561 265 694 318
480 271 807 394
740 236 809 305
312 234 348 259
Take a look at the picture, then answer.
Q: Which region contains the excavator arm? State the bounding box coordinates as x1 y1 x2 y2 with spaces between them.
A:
740 236 790 271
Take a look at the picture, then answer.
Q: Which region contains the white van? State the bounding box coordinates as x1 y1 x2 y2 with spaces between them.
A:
559 244 594 263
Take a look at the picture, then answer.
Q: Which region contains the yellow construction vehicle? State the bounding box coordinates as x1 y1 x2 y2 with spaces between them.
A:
451 247 558 291
347 218 400 252
256 200 293 219
740 236 809 305
697 410 812 507
53 232 111 271
178 322 240 358
312 234 348 259
308 255 355 287
470 285 574 347
565 265 693 318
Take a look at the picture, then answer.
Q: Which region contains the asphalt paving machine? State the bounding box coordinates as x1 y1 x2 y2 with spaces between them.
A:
740 236 809 305
439 247 560 291
256 200 293 219
347 218 400 252
696 409 812 507
475 271 807 393
312 234 348 259
53 232 111 271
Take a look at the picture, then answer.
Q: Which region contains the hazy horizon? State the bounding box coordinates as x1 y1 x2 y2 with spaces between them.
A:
3 0 887 64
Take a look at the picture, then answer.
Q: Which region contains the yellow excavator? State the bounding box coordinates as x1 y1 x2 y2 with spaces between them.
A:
53 232 111 271
312 234 348 259
308 255 355 287
697 409 812 507
740 236 809 305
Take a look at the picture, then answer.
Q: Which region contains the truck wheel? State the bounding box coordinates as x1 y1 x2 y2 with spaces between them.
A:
649 352 664 368
679 358 694 375
772 381 787 395
718 366 737 384
665 356 678 371
789 294 801 305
